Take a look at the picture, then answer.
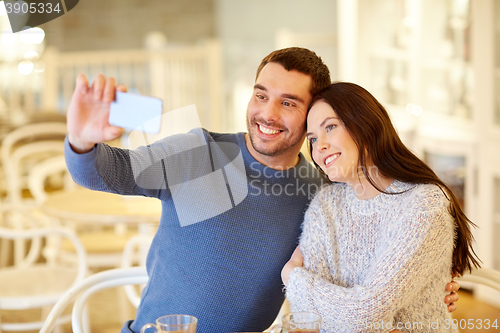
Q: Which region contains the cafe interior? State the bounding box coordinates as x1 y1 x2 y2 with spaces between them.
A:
0 0 499 332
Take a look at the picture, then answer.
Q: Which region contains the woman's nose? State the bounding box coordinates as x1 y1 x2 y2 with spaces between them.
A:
317 136 329 150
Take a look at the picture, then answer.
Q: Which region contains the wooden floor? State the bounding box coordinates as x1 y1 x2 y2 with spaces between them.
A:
452 289 500 332
1 289 499 332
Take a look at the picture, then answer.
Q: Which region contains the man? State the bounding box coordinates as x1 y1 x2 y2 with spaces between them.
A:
65 48 459 333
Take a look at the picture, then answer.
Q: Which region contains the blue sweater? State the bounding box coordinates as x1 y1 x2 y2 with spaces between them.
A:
65 129 326 333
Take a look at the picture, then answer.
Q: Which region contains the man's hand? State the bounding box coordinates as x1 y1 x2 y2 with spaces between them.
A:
67 73 127 153
281 246 304 287
445 280 460 312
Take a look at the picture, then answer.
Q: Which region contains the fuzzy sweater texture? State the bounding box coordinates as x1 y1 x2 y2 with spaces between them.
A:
286 180 457 333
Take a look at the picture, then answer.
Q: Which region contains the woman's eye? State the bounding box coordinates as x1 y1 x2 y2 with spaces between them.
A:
327 125 335 132
309 138 317 144
256 94 265 99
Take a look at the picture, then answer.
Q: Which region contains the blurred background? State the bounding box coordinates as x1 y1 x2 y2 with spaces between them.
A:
0 0 499 331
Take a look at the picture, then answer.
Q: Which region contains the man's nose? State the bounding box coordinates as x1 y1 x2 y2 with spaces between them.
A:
261 100 280 122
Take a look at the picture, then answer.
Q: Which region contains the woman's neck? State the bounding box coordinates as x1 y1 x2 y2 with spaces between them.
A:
346 171 395 200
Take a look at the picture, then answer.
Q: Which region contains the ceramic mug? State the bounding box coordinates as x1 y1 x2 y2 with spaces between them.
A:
268 312 321 333
140 314 197 333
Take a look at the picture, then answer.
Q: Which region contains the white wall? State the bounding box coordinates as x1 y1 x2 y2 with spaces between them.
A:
41 0 216 51
215 0 337 132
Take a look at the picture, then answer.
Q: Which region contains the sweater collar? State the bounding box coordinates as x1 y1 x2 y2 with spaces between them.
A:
345 180 416 214
236 132 313 178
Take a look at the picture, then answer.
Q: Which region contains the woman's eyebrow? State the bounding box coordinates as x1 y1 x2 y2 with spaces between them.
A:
306 117 337 137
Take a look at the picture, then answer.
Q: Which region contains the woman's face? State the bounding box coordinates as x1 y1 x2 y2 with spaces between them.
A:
306 101 360 183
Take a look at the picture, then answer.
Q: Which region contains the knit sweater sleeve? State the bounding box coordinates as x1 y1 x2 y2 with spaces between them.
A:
286 186 455 332
297 187 337 283
65 128 210 199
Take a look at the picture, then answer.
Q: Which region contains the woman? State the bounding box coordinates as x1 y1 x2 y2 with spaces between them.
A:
281 82 480 333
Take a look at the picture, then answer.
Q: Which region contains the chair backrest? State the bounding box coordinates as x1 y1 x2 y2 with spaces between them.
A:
121 234 153 307
0 122 67 164
40 267 148 333
0 122 67 205
457 267 500 292
7 141 65 204
0 225 88 309
27 155 76 205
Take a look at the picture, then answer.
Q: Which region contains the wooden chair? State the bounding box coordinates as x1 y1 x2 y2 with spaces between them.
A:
0 122 67 205
27 155 76 206
27 155 139 270
113 234 153 323
0 223 87 332
457 267 500 292
0 122 67 266
39 267 148 333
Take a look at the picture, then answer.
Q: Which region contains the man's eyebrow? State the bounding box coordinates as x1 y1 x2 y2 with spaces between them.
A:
253 84 306 104
306 117 337 138
282 93 305 104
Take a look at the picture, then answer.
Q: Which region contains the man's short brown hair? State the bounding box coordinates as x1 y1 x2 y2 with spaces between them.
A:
256 47 331 97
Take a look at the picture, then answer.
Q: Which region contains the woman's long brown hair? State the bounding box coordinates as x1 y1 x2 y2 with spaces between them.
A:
308 82 480 276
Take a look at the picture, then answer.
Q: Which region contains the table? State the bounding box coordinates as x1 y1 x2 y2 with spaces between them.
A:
43 187 162 226
42 187 162 321
42 187 162 268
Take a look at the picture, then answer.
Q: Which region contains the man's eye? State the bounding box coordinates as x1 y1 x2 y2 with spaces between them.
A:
256 94 265 99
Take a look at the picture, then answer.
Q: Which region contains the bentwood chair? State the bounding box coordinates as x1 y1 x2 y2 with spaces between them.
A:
39 267 148 333
39 234 153 333
27 155 139 270
0 224 87 332
0 122 67 267
457 267 500 292
120 234 152 307
0 122 67 206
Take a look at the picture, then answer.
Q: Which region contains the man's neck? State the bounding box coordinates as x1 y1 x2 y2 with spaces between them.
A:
244 134 301 170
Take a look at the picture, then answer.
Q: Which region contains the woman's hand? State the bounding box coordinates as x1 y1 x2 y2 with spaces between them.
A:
282 246 304 287
445 280 460 312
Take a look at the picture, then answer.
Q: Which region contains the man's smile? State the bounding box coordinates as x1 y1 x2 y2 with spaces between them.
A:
256 123 284 137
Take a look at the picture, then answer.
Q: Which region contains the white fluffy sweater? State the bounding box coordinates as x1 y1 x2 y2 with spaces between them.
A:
286 180 457 333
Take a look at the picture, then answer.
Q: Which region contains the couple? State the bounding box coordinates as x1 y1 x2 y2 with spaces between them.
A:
65 47 475 333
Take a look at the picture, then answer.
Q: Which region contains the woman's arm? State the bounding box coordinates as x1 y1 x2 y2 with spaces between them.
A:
285 204 454 331
284 190 335 287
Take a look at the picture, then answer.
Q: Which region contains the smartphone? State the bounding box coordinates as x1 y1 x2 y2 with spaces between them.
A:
109 92 163 134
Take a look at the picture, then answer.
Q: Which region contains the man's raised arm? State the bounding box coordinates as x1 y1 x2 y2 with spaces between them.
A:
67 73 126 153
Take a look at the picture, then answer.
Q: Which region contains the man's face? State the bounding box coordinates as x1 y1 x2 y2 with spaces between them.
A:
246 63 313 158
